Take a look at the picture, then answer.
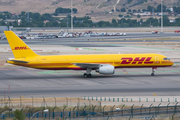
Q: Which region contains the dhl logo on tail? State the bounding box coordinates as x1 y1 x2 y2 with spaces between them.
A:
12 47 30 50
121 57 154 64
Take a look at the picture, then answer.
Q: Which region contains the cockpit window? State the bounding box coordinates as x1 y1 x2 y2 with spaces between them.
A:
163 58 170 60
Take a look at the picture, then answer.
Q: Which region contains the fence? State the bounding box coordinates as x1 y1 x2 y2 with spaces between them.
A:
84 96 179 103
1 96 180 120
1 96 179 108
0 97 90 108
0 101 180 120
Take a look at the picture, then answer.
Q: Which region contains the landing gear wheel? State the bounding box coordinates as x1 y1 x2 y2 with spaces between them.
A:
151 67 156 76
83 68 92 78
151 73 155 76
83 73 92 78
83 73 88 78
87 74 92 78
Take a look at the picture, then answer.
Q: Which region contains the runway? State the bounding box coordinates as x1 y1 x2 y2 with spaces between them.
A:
0 66 180 98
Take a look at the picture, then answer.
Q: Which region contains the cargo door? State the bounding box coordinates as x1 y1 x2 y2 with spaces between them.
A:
155 56 160 64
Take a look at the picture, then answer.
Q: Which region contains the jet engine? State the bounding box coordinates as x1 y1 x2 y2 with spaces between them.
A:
96 64 115 74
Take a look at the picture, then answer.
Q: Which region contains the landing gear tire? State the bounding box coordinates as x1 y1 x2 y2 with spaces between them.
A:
83 73 88 78
151 73 155 76
83 68 92 78
83 73 92 78
151 68 155 76
87 74 92 78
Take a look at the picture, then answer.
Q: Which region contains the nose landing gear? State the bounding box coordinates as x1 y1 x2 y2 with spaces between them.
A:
151 67 157 76
151 73 155 76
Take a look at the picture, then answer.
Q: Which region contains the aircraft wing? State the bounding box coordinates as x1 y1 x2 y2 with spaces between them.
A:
74 63 101 69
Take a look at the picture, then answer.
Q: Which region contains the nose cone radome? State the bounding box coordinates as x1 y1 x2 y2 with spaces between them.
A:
161 60 174 66
170 60 174 66
167 60 174 66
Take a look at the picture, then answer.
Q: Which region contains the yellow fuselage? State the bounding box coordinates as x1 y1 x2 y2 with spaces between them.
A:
7 53 173 70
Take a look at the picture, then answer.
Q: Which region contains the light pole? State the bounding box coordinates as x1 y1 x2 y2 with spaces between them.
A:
71 0 73 32
67 14 69 33
161 0 163 33
30 109 48 120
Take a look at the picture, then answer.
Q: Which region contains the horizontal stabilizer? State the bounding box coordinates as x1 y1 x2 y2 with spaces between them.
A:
9 60 29 63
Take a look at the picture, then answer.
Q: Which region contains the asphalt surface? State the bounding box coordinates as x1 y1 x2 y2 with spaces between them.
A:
0 66 180 98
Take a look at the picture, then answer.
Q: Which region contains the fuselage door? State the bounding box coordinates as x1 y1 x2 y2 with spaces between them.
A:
155 56 159 64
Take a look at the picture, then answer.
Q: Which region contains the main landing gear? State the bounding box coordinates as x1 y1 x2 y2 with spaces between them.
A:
83 68 92 78
83 73 92 78
151 67 156 76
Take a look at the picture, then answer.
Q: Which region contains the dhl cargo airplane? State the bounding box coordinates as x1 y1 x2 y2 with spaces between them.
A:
4 31 174 78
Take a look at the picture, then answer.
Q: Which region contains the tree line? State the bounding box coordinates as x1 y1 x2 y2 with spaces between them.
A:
1 9 180 27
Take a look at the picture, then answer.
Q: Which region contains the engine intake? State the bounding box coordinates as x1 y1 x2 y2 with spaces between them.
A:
96 64 115 74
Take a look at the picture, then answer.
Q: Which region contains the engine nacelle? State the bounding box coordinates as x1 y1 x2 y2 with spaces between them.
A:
96 65 115 74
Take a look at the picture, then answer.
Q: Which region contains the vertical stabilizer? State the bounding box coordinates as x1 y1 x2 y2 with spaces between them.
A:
4 31 39 58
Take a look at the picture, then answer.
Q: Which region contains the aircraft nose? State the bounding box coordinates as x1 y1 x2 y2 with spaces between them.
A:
170 60 174 65
162 60 174 66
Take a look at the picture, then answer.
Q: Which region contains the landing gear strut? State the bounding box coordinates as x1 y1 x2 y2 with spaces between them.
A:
151 67 156 76
83 68 92 78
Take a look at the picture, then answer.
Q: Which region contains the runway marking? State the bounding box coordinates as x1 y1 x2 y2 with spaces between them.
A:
152 93 158 96
82 48 106 51
101 44 121 47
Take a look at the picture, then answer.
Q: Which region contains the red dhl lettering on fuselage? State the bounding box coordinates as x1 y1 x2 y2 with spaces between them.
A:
121 57 154 64
12 47 30 50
